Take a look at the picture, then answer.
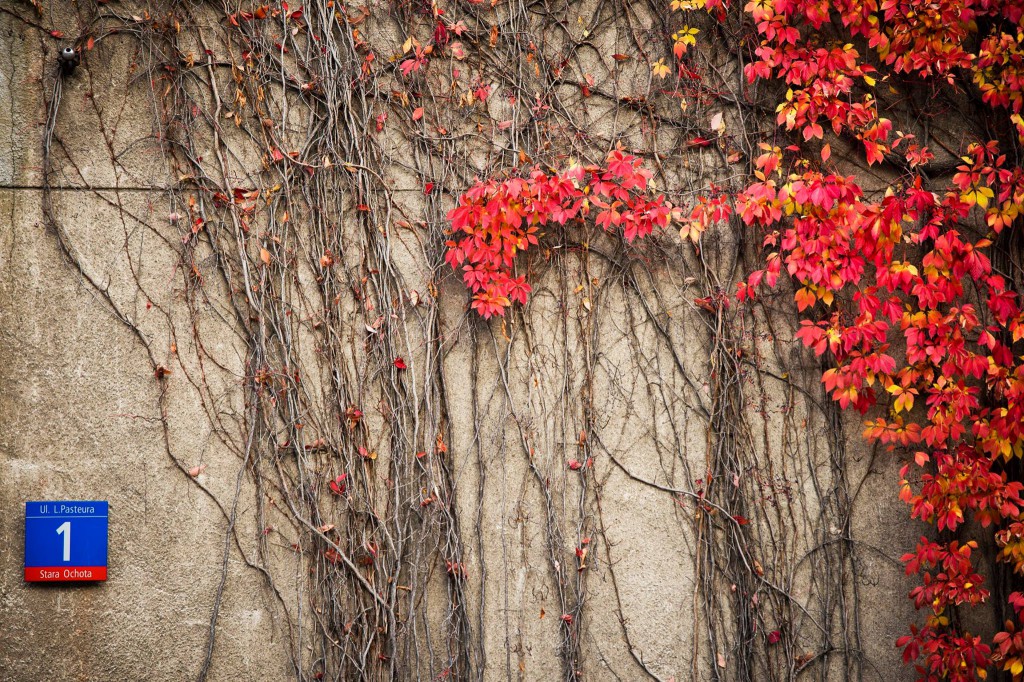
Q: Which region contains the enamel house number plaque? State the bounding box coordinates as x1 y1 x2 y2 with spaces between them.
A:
24 501 108 582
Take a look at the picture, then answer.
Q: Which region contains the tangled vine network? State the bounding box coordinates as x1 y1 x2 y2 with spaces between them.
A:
8 0 1024 679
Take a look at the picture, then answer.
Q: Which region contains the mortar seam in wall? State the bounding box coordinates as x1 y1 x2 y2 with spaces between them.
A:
2 184 163 191
0 184 431 193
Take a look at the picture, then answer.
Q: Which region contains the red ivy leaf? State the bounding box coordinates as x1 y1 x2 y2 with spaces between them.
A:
329 474 347 495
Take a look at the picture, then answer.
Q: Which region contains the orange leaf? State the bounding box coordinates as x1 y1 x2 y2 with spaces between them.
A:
794 287 816 311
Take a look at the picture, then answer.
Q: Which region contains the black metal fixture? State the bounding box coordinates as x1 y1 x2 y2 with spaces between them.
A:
57 47 79 76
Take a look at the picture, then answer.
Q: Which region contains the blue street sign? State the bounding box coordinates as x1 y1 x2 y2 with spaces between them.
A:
24 501 108 582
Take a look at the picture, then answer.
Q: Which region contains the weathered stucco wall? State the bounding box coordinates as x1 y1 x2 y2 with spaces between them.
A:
0 2 929 681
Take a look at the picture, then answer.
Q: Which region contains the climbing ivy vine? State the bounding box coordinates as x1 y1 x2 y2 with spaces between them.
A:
445 0 1024 678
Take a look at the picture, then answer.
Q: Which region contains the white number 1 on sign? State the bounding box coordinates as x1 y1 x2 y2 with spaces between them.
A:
56 521 71 562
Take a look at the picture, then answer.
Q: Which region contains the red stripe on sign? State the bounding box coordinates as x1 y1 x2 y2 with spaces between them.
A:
24 566 107 582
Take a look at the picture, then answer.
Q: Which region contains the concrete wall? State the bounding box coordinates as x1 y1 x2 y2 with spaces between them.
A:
0 2 924 680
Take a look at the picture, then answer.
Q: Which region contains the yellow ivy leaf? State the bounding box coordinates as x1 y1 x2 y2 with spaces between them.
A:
671 0 706 9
